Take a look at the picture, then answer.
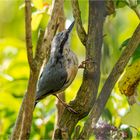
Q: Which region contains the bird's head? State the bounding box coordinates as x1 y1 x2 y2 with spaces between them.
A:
51 21 75 56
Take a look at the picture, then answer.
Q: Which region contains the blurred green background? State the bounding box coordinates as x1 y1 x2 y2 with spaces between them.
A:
0 0 140 139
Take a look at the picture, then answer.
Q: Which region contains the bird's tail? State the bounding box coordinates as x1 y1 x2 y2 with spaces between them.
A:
34 100 38 109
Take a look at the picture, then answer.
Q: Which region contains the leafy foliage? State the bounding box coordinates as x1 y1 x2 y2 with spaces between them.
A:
120 38 140 63
0 0 140 139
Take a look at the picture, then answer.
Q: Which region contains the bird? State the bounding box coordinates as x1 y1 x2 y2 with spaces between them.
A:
35 21 78 113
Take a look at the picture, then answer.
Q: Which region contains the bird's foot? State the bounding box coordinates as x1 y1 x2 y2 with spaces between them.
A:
65 105 78 114
53 94 78 114
78 58 93 69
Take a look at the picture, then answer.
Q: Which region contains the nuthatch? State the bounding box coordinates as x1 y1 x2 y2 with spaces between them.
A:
35 21 78 113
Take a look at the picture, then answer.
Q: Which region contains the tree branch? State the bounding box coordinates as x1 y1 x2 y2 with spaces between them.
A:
16 0 38 139
10 95 25 140
10 0 61 139
20 71 38 139
25 0 34 70
79 23 140 139
53 1 66 138
42 0 61 63
55 0 66 122
10 29 45 140
71 0 87 46
34 29 45 68
20 0 62 139
53 1 106 138
10 0 35 139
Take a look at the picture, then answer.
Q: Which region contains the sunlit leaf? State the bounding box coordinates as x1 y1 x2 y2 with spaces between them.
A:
32 13 43 31
43 2 49 8
118 59 140 96
120 38 140 62
1 0 140 139
115 0 129 8
122 104 140 128
32 0 43 10
0 92 20 112
0 38 25 49
119 38 130 50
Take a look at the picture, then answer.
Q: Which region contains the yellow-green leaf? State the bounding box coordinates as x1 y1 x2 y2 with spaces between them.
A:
118 59 140 96
32 0 43 10
31 13 43 31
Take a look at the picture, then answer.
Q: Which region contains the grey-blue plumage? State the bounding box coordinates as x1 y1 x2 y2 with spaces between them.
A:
36 56 67 101
35 21 78 107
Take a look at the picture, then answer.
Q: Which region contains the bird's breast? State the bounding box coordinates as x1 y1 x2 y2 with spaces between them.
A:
62 50 78 89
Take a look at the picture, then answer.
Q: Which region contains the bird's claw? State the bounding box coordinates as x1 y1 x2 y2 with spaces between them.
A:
53 94 78 114
78 58 94 69
65 106 78 114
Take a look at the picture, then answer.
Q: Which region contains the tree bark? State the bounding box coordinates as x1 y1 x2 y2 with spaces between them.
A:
10 0 62 139
53 1 66 139
53 0 106 138
79 23 140 139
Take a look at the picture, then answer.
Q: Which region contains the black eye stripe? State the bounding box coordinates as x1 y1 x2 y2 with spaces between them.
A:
59 33 69 54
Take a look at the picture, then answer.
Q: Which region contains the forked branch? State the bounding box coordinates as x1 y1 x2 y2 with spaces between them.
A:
79 23 140 139
71 0 87 46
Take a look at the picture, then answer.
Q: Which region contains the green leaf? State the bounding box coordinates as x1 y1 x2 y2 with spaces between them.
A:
136 132 140 139
32 0 43 10
120 38 130 50
120 38 140 62
32 13 43 31
122 104 140 128
137 0 140 5
132 47 140 62
115 0 129 8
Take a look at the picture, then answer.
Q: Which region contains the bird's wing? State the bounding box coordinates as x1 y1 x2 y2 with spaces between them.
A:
36 63 67 101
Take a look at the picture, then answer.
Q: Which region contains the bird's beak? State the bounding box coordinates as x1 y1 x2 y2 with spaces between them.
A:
67 21 75 34
59 21 75 53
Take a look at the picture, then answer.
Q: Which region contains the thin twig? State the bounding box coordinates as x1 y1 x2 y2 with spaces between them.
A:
79 23 140 139
34 29 45 68
25 0 34 70
71 0 87 46
10 94 25 140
